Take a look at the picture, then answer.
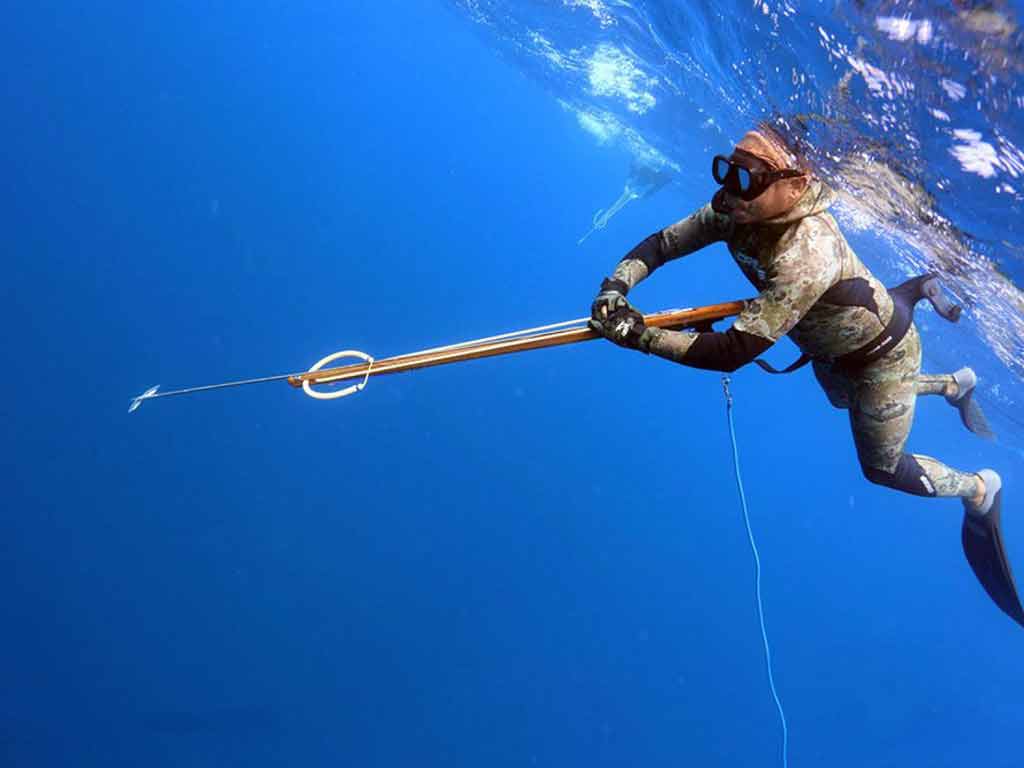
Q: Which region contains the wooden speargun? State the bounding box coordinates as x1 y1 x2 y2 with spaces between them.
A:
128 300 745 412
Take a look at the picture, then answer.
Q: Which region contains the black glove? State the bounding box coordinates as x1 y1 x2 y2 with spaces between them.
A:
589 305 654 352
591 277 630 322
590 277 655 351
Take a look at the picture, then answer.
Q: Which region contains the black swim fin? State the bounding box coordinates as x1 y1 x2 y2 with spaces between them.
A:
958 394 995 440
962 477 1024 628
947 368 995 440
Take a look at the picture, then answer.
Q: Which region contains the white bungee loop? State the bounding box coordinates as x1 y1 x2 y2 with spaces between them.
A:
302 350 375 400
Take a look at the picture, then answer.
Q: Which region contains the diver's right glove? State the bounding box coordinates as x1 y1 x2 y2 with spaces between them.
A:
589 302 655 353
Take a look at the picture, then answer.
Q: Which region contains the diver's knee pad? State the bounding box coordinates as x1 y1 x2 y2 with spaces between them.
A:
862 454 937 497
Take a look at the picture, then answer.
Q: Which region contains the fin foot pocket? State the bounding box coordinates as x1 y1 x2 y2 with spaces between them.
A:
947 368 996 440
921 274 962 322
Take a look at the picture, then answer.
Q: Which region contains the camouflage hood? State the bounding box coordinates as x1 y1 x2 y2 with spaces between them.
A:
710 178 837 226
761 180 831 225
756 179 836 226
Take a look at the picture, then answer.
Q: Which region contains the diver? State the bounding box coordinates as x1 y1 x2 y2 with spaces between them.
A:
589 124 1024 629
579 159 675 245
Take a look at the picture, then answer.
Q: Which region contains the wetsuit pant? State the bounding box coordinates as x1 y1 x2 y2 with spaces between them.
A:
813 324 981 499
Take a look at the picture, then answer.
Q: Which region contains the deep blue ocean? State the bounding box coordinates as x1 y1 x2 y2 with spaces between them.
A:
5 1 1024 765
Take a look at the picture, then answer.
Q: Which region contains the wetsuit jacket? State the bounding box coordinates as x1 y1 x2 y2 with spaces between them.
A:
612 180 895 371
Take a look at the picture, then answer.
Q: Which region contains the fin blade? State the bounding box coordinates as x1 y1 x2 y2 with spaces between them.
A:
959 393 996 440
962 503 1024 628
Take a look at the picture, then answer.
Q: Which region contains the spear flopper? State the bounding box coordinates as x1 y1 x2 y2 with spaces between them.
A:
128 300 745 412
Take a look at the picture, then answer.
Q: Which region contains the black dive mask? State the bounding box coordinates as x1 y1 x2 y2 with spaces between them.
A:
712 148 804 201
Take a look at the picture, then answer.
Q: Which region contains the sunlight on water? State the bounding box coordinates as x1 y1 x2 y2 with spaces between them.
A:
450 0 1024 444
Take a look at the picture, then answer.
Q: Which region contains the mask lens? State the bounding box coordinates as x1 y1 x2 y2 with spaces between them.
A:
737 167 752 193
712 157 730 184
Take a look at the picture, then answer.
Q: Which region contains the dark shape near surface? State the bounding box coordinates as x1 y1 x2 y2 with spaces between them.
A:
962 491 1024 628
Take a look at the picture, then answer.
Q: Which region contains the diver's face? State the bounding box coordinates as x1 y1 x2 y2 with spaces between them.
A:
718 135 808 224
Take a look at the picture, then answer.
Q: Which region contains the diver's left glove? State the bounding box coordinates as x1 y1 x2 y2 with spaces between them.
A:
589 305 656 353
591 277 630 320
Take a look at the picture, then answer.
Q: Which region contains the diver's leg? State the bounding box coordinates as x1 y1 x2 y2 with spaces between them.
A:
915 373 955 397
852 393 981 498
917 368 994 438
812 360 852 410
850 329 982 499
843 336 1020 623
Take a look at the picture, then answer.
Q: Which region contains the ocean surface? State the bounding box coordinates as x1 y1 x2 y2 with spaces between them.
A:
4 1 1023 765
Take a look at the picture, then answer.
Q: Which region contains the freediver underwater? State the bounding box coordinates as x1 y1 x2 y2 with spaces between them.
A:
578 160 674 244
127 120 1024 632
128 124 1024 631
588 122 1024 630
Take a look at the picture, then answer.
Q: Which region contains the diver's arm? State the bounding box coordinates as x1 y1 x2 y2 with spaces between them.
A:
644 223 839 371
609 204 733 291
644 325 772 372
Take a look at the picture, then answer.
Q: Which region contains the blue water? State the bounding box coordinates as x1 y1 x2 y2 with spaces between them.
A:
5 1 1023 765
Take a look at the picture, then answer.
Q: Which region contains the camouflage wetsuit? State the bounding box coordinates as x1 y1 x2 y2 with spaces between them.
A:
608 180 980 499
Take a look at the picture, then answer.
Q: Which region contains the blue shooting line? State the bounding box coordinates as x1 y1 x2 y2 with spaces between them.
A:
721 375 789 768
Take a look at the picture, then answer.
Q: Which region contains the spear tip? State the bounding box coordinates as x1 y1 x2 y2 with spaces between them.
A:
129 385 160 414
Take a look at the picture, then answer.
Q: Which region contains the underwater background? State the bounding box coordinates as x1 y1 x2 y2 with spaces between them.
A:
4 0 1024 765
